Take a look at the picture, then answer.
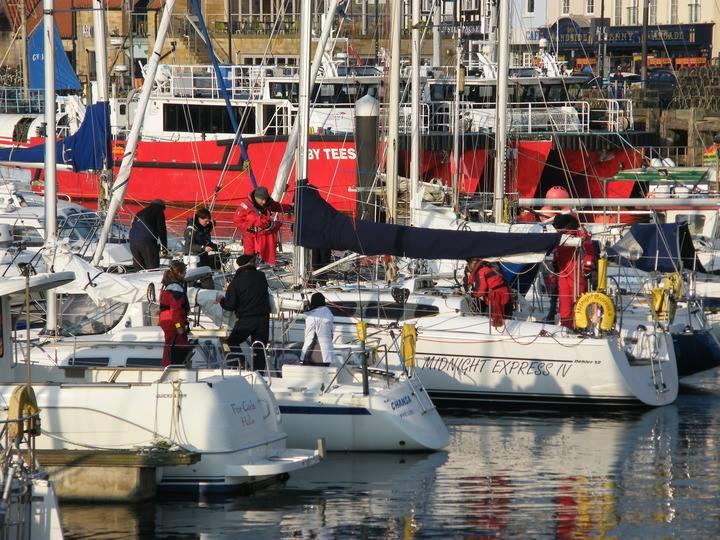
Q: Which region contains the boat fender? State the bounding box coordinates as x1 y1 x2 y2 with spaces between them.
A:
147 282 156 303
650 272 681 323
7 384 40 441
356 321 368 342
663 272 682 298
401 324 417 368
651 288 677 323
574 291 616 333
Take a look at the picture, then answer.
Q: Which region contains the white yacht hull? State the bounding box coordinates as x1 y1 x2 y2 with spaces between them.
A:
410 319 678 407
268 365 449 451
274 291 679 408
0 368 319 495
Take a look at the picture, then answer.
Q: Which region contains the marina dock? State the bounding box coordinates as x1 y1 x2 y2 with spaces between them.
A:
36 449 200 502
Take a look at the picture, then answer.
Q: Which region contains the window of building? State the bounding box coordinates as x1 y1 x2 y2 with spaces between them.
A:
614 0 623 25
586 0 594 14
561 0 570 15
527 0 534 14
627 0 638 25
649 0 657 24
689 2 701 23
670 0 678 23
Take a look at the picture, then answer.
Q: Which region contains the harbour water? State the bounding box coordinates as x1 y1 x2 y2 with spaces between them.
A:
61 372 720 539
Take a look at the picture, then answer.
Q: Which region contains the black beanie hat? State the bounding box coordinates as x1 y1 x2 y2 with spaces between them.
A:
309 292 326 309
236 254 256 267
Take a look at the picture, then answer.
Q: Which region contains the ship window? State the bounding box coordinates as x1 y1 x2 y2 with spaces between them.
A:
269 82 298 101
675 214 705 235
60 294 128 337
430 84 453 101
364 302 439 320
465 85 494 103
127 358 163 367
163 104 256 135
543 84 569 102
12 226 43 247
328 301 362 318
327 301 438 320
69 357 110 367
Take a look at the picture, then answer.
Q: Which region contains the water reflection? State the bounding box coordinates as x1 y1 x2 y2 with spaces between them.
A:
61 377 720 539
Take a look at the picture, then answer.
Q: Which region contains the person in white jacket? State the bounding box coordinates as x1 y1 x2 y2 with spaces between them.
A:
301 293 336 366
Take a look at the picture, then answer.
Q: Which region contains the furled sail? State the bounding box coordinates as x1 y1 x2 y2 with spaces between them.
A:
297 184 561 260
0 102 110 172
608 222 704 273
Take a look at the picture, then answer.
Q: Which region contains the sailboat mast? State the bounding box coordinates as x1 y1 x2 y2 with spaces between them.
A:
492 0 509 224
43 0 58 334
409 0 421 216
92 0 108 103
451 0 462 213
293 0 313 283
93 0 113 212
92 0 177 266
386 0 402 224
432 1 441 66
272 0 340 202
20 1 29 98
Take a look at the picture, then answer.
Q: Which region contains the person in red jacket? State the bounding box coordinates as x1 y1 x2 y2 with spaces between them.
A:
233 186 293 266
466 258 513 328
158 260 191 367
551 214 596 329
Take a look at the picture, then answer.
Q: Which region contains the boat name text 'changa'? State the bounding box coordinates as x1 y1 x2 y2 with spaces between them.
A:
390 395 412 411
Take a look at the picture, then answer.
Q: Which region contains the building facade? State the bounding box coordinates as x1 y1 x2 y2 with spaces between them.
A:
544 0 715 74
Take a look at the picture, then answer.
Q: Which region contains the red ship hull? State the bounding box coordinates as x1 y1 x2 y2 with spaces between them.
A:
43 134 641 224
51 136 358 213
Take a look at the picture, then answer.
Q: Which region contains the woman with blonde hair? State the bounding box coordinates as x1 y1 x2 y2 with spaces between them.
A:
159 260 191 366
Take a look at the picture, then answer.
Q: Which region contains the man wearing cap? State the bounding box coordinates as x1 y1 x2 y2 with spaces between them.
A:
217 254 271 371
128 199 168 270
233 186 293 266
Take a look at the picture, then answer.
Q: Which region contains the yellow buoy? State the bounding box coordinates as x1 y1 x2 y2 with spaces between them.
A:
574 292 616 332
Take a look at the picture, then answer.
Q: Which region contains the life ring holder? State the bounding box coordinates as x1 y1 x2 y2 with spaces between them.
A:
7 384 41 442
574 291 616 333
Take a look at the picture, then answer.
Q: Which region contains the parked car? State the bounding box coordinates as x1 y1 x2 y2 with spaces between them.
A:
646 68 678 106
606 69 676 105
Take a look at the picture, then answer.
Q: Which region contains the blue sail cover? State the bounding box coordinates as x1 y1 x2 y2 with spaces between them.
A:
0 102 111 172
297 185 562 259
607 222 703 272
28 22 81 91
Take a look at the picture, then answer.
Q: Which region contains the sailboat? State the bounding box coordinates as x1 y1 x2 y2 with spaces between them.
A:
0 0 320 496
38 0 449 453
259 0 679 408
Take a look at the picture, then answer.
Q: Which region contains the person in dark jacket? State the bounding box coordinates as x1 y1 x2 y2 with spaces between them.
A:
129 199 168 270
184 208 219 289
217 254 271 371
184 208 218 265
